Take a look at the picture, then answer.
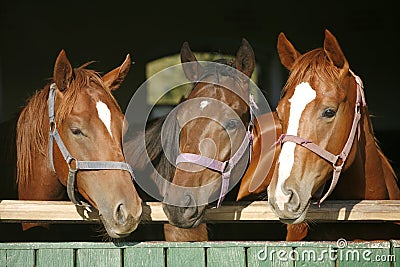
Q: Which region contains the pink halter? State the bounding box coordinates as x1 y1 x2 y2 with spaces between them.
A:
175 95 258 208
276 70 366 205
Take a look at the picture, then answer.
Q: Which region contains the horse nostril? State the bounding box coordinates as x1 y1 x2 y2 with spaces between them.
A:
182 193 198 219
183 192 196 207
287 189 300 212
184 193 192 207
115 202 128 225
183 206 197 220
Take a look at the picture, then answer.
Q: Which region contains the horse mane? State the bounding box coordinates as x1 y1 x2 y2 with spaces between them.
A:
376 142 398 180
16 65 119 186
367 114 398 180
125 112 180 183
125 115 166 170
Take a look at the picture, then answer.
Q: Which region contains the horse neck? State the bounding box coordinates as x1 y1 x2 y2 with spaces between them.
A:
334 107 399 199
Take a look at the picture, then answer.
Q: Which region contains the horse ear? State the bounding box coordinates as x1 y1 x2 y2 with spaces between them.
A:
277 32 301 70
235 38 255 77
323 29 349 72
53 49 73 92
102 54 131 91
180 42 203 82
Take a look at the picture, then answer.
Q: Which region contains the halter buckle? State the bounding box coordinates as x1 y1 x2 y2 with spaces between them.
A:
49 121 57 133
222 161 231 173
66 156 77 171
332 160 344 173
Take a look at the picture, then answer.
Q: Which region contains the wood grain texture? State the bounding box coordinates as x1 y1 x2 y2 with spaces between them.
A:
2 200 400 223
207 246 246 267
0 241 398 266
36 248 74 267
2 249 35 267
167 247 205 267
125 247 165 267
76 248 121 267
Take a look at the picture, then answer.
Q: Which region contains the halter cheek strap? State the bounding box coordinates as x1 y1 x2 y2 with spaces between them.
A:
175 94 257 208
48 83 135 206
276 71 366 205
176 131 253 208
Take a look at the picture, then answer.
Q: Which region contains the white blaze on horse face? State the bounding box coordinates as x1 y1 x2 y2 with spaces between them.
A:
200 100 210 110
275 82 316 210
96 101 112 137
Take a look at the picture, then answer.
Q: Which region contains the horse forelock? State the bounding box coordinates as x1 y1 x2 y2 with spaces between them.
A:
56 67 121 124
281 48 342 99
190 58 249 114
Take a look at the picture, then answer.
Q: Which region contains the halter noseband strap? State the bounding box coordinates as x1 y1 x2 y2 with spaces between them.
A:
48 83 134 206
276 71 366 205
175 95 257 208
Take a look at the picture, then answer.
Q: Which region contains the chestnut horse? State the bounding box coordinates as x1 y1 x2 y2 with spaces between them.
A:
162 39 256 229
262 30 400 240
9 50 142 239
126 39 269 240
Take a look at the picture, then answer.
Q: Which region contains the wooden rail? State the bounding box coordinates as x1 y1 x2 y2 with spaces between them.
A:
1 200 400 223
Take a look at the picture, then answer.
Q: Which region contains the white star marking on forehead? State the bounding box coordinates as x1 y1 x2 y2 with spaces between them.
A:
200 100 210 110
96 101 112 137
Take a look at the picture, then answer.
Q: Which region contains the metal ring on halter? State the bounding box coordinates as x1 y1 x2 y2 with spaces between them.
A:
222 161 230 173
49 121 57 133
332 161 344 173
66 156 77 171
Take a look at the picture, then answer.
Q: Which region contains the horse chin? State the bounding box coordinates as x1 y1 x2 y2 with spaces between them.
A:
99 214 140 239
279 212 307 225
162 203 206 229
278 202 310 225
170 216 203 229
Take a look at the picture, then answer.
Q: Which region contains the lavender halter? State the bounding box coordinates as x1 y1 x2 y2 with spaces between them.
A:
175 95 258 208
48 83 135 206
276 70 366 205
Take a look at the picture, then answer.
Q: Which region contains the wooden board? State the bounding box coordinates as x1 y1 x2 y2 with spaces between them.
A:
124 246 165 267
76 248 121 267
167 247 205 267
36 249 74 267
207 246 246 267
0 241 398 267
2 200 400 223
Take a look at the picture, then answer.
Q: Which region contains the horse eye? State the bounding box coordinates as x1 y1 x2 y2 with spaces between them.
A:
225 119 239 131
322 108 336 118
71 127 84 136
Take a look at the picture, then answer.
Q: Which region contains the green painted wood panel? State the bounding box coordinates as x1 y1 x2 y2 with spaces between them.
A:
294 246 335 267
36 248 74 267
76 248 121 267
124 247 165 267
207 246 246 267
247 245 294 267
167 247 205 267
337 242 392 267
0 241 398 266
391 240 400 267
4 249 35 267
1 250 6 267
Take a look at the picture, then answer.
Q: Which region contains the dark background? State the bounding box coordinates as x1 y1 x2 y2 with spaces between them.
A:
0 0 399 242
